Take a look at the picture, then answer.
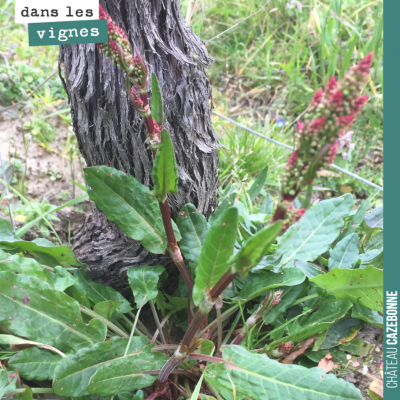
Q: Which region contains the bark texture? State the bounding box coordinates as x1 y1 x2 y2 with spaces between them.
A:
59 0 219 292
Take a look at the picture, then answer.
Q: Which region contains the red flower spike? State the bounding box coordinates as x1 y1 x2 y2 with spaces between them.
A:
326 141 338 164
326 76 337 93
99 5 107 19
133 44 148 87
309 117 326 131
296 208 307 218
353 95 369 111
337 115 355 127
357 52 374 73
311 88 323 104
287 151 298 169
279 342 294 356
331 90 343 106
277 54 373 217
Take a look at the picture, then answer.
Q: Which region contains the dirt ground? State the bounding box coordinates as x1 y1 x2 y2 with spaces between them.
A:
0 110 90 243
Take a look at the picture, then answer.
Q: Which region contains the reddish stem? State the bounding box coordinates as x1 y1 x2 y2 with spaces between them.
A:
158 268 239 384
272 204 287 222
158 200 194 295
232 333 246 345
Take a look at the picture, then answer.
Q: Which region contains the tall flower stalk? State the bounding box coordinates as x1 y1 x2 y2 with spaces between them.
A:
273 52 373 221
97 5 193 295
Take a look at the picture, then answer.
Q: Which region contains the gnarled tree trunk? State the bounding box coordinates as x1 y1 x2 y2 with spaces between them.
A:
59 0 219 293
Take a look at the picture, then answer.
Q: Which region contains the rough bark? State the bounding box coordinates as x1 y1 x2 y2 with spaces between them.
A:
59 0 219 292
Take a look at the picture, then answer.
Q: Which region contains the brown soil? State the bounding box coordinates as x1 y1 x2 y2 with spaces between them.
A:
0 110 90 243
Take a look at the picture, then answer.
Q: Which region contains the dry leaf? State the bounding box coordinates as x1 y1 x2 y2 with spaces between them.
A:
318 352 338 373
317 170 340 178
369 380 383 399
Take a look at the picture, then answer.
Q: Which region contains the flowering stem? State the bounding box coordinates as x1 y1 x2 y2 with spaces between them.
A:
158 268 239 385
301 183 313 208
106 14 194 296
158 200 194 295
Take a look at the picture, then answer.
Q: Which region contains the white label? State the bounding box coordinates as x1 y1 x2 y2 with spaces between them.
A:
15 1 99 23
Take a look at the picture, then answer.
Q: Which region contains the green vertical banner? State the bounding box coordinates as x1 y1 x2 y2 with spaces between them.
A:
384 1 400 399
28 19 108 46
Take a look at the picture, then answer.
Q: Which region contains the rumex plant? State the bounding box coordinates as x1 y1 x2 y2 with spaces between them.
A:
273 52 374 222
0 5 383 400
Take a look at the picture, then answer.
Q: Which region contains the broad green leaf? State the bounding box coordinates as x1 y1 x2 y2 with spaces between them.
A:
164 293 188 309
297 356 318 368
319 317 363 350
364 205 383 229
365 231 383 251
269 322 330 348
305 348 347 363
253 254 283 271
0 369 16 398
151 73 164 126
152 129 179 202
248 166 268 202
0 254 76 291
176 203 210 266
83 166 180 254
0 272 106 353
0 350 18 360
127 266 165 307
208 193 236 225
270 299 353 348
339 336 373 356
53 337 167 397
333 199 369 245
310 265 383 311
312 330 328 351
260 193 273 214
276 194 353 268
13 385 32 400
205 345 362 400
359 248 383 269
293 259 324 278
8 347 61 381
194 339 215 356
240 268 306 301
193 208 239 306
119 391 145 400
305 300 353 326
119 391 144 400
328 233 359 270
263 282 307 325
74 270 132 314
93 301 123 321
351 300 383 328
0 218 16 242
230 221 282 274
0 237 84 267
65 282 91 308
